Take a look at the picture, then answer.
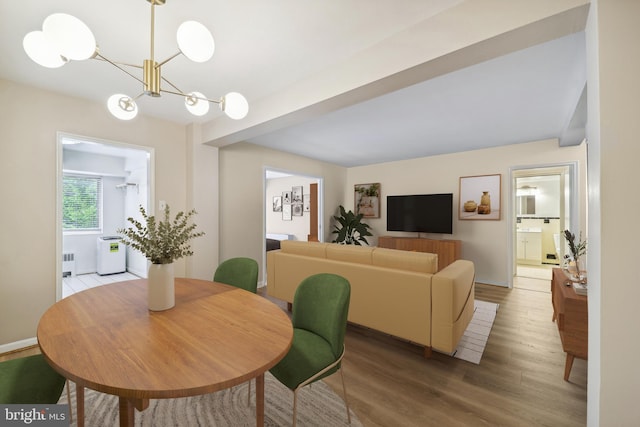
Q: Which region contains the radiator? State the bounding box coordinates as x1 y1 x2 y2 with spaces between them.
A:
62 252 76 278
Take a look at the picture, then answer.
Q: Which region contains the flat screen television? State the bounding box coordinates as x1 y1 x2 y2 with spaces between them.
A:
386 193 453 234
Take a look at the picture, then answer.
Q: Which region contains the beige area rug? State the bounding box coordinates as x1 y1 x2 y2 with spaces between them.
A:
58 373 360 426
452 300 499 364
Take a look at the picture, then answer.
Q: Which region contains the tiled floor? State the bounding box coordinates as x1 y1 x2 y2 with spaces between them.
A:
62 272 140 298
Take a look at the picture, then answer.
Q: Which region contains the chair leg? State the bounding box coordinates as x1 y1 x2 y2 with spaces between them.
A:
339 369 351 424
66 380 73 423
292 389 299 427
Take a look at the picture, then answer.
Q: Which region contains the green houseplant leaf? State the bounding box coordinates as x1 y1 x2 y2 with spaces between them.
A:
331 205 373 245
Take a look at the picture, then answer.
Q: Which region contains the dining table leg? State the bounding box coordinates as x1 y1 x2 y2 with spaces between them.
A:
77 385 84 427
119 397 135 427
256 373 265 426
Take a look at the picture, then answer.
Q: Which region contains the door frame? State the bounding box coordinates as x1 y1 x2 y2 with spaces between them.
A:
509 162 579 287
262 167 324 287
56 132 155 300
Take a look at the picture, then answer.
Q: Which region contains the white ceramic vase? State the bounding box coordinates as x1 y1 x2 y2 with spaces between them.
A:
147 263 175 311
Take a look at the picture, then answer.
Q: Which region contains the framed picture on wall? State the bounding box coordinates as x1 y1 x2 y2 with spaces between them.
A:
292 203 303 216
354 183 381 218
272 196 282 212
292 186 303 203
303 194 310 212
459 174 501 220
282 204 292 221
282 191 292 205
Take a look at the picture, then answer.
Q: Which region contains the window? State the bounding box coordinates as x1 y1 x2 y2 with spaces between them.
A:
63 174 102 231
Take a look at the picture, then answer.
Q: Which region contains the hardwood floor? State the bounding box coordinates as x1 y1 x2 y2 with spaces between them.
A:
3 279 586 426
322 282 587 427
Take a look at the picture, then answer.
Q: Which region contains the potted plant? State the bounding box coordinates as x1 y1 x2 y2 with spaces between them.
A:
332 205 373 245
119 204 205 311
562 229 587 283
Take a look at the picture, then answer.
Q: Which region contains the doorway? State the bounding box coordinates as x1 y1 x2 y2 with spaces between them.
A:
511 163 578 289
56 133 154 300
262 167 323 286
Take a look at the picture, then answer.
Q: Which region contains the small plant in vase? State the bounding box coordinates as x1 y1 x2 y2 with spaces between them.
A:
562 229 587 284
118 204 205 311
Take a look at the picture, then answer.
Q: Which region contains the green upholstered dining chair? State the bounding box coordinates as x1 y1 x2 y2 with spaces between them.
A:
269 273 351 427
213 257 259 294
214 256 259 403
0 354 66 404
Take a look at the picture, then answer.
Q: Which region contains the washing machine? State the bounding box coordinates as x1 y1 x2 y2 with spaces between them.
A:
97 236 126 275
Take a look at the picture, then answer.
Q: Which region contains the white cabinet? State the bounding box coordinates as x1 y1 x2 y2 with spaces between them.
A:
517 231 542 264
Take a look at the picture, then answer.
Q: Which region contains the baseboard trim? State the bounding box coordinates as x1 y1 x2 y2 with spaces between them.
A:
0 337 38 355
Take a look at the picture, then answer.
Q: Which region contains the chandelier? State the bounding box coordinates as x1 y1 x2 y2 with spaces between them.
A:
23 0 248 121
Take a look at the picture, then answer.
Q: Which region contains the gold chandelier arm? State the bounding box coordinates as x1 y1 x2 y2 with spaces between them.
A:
161 76 221 104
155 52 182 68
160 75 183 94
160 88 221 104
94 53 145 85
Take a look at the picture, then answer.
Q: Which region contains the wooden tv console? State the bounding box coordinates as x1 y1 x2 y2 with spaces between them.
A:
377 236 461 271
551 268 588 381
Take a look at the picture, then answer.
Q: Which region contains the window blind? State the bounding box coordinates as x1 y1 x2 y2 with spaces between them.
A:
63 174 102 231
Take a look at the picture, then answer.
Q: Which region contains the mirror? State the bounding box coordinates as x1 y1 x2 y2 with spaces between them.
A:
517 195 536 215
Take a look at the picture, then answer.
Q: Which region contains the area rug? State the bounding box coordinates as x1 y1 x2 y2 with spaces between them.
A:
58 373 360 426
452 300 499 364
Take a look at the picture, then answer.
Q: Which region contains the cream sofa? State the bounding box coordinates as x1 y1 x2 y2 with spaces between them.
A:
266 240 475 356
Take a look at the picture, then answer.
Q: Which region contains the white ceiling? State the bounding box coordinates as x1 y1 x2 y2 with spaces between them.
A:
0 1 587 167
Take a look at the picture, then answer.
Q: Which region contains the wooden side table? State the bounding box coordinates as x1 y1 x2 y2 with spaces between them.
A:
551 268 588 381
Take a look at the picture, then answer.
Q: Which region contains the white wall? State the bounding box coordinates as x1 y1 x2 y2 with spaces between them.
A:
586 0 640 424
123 155 149 278
266 176 316 241
219 142 346 281
347 139 587 286
0 79 191 347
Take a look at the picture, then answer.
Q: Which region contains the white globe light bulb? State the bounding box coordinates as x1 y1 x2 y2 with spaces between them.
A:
43 13 96 61
177 21 215 63
23 31 66 68
107 94 138 120
185 92 210 116
221 92 249 120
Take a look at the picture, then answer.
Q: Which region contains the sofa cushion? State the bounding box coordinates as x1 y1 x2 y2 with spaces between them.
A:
325 244 373 265
280 240 328 258
372 247 438 274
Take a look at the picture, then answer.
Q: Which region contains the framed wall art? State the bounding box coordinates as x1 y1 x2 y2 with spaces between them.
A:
354 183 380 218
272 196 282 212
459 174 501 220
282 204 292 221
303 194 310 212
282 191 292 220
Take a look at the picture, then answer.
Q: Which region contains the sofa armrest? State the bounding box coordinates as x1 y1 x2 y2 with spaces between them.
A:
431 259 475 353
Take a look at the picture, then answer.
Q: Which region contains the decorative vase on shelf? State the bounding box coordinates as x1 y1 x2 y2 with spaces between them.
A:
563 257 587 284
147 263 175 311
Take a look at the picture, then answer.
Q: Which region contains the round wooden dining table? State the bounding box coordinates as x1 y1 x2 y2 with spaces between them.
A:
37 277 293 427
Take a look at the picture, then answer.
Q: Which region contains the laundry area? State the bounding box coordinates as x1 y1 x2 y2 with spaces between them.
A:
61 137 149 296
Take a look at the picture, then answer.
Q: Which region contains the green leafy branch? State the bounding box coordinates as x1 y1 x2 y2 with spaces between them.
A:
118 204 205 264
563 229 587 261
